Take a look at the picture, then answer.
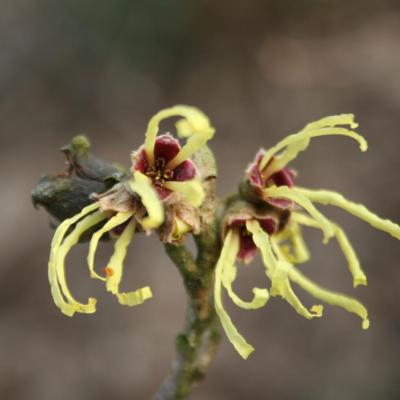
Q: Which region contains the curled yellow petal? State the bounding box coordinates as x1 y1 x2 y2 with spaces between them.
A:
259 114 367 174
105 220 153 306
129 178 164 230
222 255 269 310
270 263 324 319
143 105 215 168
292 212 367 287
264 186 334 243
163 180 205 208
175 118 192 138
56 212 106 313
88 211 134 281
246 220 323 319
245 220 277 275
48 202 104 316
304 114 359 130
295 187 400 241
288 266 369 329
214 230 255 359
166 107 215 170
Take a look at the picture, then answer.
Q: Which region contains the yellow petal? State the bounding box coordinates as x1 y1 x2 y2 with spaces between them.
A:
166 108 215 170
163 180 205 208
304 114 359 130
295 187 400 241
48 202 105 316
214 230 255 359
246 220 323 319
245 220 277 275
264 186 334 243
88 211 134 281
289 266 369 329
259 114 367 174
270 230 369 329
175 118 192 138
133 170 153 185
144 105 215 168
129 178 164 230
105 219 153 306
292 212 367 287
222 254 269 310
56 212 106 313
115 288 153 306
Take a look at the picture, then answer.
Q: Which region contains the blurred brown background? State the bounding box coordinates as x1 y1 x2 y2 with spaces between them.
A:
1 0 400 399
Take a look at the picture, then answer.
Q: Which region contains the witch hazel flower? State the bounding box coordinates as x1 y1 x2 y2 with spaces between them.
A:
49 181 162 317
132 105 215 242
214 200 325 359
217 114 400 359
48 105 215 317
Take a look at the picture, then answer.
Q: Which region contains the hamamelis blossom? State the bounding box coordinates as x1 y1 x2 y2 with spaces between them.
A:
49 180 162 317
133 105 215 206
217 114 400 359
48 105 215 316
215 206 326 359
132 105 215 241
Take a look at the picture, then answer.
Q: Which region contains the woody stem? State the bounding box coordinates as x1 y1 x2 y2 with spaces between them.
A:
155 242 221 400
155 164 221 400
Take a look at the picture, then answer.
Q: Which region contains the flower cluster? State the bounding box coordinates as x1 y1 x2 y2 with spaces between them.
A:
43 107 400 362
215 114 400 358
48 105 215 316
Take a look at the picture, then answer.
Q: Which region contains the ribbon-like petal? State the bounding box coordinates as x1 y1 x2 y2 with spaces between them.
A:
292 212 367 287
263 185 334 242
88 211 134 281
105 219 153 306
48 202 105 316
129 174 164 230
214 230 255 359
246 220 324 319
259 114 367 175
163 180 205 207
288 265 369 329
143 105 215 169
295 187 400 240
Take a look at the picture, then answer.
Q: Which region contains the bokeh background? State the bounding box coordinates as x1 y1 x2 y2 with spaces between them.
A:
1 0 400 399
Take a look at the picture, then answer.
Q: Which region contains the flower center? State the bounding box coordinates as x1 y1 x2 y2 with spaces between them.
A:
145 157 173 187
